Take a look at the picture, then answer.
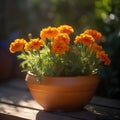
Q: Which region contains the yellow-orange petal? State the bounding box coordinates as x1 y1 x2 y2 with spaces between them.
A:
40 26 59 40
24 42 31 51
74 33 94 45
54 33 70 44
29 38 44 50
96 51 111 65
91 43 103 52
84 29 102 41
58 25 74 34
51 39 69 54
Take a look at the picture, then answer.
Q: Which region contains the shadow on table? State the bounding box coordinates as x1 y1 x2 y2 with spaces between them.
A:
36 105 118 120
36 108 103 120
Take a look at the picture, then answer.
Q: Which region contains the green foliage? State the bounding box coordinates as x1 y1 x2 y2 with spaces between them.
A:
95 0 112 20
17 42 101 82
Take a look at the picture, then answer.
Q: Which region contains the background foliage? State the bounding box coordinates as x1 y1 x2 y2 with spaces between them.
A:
94 0 120 99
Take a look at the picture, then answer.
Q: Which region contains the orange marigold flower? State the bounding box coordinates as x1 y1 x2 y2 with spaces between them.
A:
54 33 70 44
58 25 74 34
9 39 27 53
96 51 111 65
24 42 31 52
91 43 103 52
84 29 102 41
74 33 94 45
29 38 44 50
40 26 59 40
51 40 69 54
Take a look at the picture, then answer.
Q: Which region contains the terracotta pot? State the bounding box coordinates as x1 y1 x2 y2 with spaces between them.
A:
25 73 99 111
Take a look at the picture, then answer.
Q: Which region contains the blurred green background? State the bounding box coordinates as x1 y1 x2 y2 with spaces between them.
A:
0 0 120 99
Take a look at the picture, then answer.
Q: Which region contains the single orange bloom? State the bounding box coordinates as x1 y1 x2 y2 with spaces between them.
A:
54 33 70 44
51 40 69 54
29 38 44 50
91 43 103 52
58 25 74 34
74 33 94 46
96 51 111 65
84 29 102 41
40 26 59 40
9 39 27 53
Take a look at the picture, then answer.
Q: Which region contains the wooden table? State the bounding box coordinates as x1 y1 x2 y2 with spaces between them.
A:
0 79 120 120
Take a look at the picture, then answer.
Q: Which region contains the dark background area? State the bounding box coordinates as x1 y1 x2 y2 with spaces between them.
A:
0 0 120 99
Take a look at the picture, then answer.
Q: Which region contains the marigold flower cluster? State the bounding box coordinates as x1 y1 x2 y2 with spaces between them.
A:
9 25 111 80
74 29 110 65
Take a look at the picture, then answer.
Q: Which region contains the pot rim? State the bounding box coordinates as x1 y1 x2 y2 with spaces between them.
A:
26 71 99 86
27 71 98 79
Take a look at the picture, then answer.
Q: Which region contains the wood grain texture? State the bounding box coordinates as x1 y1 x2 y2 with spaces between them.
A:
0 79 120 120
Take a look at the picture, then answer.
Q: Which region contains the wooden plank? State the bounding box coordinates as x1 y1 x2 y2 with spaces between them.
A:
1 79 120 120
0 103 38 120
57 104 120 120
0 103 78 120
55 109 98 120
0 79 27 90
0 113 28 120
0 86 41 110
0 79 42 110
1 102 120 120
36 111 79 120
86 104 120 120
90 96 120 109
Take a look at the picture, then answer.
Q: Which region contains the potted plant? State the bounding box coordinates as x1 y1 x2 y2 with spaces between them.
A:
9 25 110 111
